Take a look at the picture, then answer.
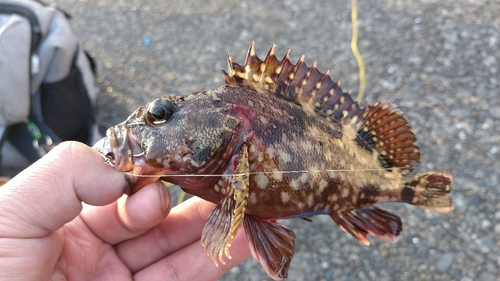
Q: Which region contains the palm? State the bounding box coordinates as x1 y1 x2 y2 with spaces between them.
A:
55 217 132 280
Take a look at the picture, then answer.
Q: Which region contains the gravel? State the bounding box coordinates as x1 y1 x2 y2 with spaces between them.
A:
52 0 499 280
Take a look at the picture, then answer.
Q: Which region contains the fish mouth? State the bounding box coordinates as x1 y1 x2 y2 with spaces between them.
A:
93 124 143 173
93 124 166 194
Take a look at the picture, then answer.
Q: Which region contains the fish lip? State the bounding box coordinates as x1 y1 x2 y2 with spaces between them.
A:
92 136 115 165
93 124 143 172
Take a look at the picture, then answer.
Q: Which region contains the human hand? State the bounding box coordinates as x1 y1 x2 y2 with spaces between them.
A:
0 141 250 281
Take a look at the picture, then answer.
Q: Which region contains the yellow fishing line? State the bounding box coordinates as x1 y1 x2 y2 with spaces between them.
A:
163 180 188 206
164 180 186 206
351 0 366 102
177 190 186 206
163 181 174 188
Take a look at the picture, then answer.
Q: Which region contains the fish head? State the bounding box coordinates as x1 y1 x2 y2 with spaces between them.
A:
94 92 242 192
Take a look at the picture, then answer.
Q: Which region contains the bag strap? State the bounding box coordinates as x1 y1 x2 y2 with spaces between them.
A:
0 2 42 55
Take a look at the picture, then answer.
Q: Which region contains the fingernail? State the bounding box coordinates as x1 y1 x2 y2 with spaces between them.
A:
158 181 171 213
123 174 132 195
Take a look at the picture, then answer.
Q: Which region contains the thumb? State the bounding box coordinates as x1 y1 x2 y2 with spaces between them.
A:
0 141 128 238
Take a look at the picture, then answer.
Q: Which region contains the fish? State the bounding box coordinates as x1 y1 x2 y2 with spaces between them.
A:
93 43 453 280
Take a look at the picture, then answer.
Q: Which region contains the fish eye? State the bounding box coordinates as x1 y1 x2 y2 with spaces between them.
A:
145 98 175 125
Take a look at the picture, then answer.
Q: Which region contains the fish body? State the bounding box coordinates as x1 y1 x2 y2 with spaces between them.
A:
95 43 453 280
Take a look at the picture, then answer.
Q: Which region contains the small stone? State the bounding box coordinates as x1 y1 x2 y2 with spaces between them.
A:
478 271 496 281
468 195 482 207
436 253 455 273
481 237 496 252
229 265 240 274
481 220 491 228
489 106 500 118
324 270 334 280
458 130 466 140
490 146 498 155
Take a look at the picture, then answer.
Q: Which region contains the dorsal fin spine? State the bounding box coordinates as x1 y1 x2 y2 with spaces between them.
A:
245 42 256 66
297 60 315 101
276 50 291 82
289 55 304 90
308 68 329 105
261 44 276 83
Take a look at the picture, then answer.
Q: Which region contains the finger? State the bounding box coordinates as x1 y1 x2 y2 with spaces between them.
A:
134 227 251 281
115 197 215 272
0 141 128 238
79 180 171 245
0 230 64 281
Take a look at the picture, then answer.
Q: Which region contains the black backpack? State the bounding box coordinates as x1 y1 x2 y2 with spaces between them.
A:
0 0 99 169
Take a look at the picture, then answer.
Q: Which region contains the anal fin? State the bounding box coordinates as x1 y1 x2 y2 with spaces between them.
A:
243 216 296 281
331 207 402 246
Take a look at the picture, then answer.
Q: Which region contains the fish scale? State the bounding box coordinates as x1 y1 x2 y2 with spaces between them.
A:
94 43 453 280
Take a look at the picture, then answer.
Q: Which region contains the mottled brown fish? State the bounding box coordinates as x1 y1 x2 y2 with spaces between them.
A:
94 43 453 280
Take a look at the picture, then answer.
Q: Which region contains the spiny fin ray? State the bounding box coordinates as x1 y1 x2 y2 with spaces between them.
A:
222 42 364 120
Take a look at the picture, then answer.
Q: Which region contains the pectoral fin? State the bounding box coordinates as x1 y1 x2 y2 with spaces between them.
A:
331 207 402 246
201 144 250 266
202 196 235 265
243 215 296 280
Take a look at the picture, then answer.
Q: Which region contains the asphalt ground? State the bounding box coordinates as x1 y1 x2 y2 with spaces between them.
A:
53 0 499 280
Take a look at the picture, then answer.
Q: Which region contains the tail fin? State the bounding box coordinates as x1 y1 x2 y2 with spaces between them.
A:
402 172 453 213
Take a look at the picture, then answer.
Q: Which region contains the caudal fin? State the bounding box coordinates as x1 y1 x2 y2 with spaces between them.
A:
402 172 453 213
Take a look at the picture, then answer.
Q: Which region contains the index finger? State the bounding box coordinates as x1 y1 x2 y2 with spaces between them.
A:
0 141 128 238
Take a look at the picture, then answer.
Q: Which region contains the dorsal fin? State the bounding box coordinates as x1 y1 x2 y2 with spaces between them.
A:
223 43 420 171
223 42 364 121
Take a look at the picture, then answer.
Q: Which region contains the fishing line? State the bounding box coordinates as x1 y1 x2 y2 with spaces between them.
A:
351 0 366 102
124 168 394 178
